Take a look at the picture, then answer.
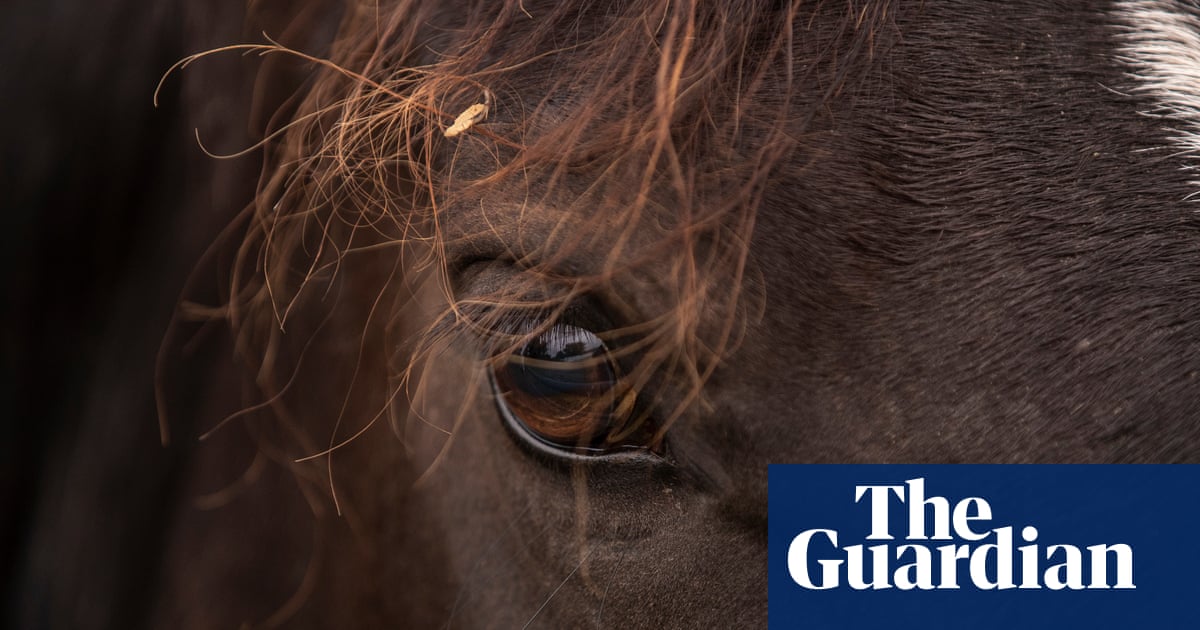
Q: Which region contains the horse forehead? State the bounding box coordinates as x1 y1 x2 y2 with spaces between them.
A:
688 1 1200 461
431 1 1200 456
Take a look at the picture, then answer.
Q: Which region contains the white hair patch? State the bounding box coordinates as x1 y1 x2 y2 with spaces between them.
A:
1114 0 1200 197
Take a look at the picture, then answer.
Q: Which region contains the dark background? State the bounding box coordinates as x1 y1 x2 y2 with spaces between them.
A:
0 1 335 626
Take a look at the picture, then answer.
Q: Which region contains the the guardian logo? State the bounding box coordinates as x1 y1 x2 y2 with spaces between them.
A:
788 478 1135 591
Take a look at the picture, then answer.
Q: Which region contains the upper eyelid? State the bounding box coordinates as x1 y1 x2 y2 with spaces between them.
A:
447 261 667 376
451 302 616 362
451 259 612 324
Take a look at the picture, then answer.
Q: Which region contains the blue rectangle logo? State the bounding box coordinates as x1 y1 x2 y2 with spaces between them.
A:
768 465 1200 629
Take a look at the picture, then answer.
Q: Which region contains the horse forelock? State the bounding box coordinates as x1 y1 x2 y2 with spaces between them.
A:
218 0 900 468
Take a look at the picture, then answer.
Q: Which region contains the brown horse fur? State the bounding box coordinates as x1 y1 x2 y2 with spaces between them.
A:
10 0 1200 628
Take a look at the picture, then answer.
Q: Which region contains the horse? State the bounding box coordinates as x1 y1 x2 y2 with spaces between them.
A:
8 0 1200 627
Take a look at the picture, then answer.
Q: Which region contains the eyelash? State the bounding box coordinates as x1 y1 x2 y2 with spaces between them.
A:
460 301 665 459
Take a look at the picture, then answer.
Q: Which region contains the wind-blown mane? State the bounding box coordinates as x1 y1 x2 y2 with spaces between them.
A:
204 0 894 472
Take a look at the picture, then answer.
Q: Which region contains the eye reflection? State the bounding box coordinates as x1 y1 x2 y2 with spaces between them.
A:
491 322 624 452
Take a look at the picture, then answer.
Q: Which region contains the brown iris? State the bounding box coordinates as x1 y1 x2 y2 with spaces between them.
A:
491 322 621 451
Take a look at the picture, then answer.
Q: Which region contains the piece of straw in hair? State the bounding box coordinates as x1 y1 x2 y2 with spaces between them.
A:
444 103 488 138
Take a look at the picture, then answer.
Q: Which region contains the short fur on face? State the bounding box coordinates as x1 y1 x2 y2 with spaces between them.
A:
32 1 1197 627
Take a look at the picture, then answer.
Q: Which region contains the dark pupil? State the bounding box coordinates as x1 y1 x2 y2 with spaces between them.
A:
510 326 614 396
494 323 617 448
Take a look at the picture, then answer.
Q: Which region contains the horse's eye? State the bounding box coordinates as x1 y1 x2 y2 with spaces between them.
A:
490 322 627 454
